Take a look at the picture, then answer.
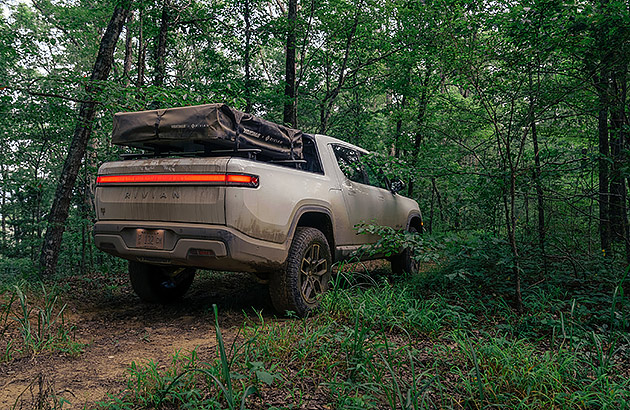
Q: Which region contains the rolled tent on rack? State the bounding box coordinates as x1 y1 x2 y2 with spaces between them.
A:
112 103 303 160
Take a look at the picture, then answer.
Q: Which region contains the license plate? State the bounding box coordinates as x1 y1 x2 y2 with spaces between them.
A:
135 229 165 250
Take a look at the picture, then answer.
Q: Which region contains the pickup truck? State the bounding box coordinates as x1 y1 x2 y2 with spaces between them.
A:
93 104 422 316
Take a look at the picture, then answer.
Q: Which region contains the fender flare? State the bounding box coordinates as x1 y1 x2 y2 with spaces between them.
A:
287 205 336 247
406 212 424 233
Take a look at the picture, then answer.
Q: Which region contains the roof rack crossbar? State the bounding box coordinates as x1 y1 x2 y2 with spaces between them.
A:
118 147 264 161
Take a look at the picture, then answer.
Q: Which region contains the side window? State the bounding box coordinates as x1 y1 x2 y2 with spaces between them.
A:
332 145 365 184
302 136 324 174
364 162 389 190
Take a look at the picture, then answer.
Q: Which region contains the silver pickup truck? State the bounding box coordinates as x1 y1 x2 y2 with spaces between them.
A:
94 104 422 316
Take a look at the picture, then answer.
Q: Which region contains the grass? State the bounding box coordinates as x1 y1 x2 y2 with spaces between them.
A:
93 259 629 409
96 305 278 410
4 238 629 409
0 282 84 361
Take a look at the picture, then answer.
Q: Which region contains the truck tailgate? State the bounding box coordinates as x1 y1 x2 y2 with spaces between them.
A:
95 157 229 224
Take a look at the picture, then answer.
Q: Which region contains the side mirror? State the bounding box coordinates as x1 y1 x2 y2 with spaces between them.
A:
390 179 405 194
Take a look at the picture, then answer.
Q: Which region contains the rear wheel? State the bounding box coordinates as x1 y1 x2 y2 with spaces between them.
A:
390 226 419 274
128 261 195 303
270 227 332 317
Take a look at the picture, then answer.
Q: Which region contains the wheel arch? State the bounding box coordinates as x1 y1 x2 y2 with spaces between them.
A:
407 212 424 234
292 207 335 258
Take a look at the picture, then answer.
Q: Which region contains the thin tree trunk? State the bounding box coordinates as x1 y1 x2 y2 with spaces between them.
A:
283 0 297 127
318 11 359 133
609 64 628 249
394 95 406 158
351 89 361 145
596 69 611 254
431 177 444 223
611 63 630 263
153 0 169 91
529 71 547 273
123 12 134 85
13 202 18 248
39 2 130 276
497 117 523 313
0 162 6 251
429 183 434 234
524 191 529 225
511 176 523 314
407 65 431 197
627 175 630 263
503 172 523 314
244 0 253 113
137 6 145 87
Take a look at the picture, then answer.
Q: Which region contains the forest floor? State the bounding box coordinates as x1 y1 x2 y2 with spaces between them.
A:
0 269 275 409
1 260 629 409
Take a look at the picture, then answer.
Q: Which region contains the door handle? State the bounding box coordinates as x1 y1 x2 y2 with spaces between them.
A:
342 182 357 195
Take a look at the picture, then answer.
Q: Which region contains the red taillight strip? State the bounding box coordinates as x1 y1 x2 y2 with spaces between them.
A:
96 174 226 184
227 174 256 184
96 173 259 187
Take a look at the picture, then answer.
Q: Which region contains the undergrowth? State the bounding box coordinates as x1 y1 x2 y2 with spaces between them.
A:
95 257 629 409
0 282 84 362
10 231 628 409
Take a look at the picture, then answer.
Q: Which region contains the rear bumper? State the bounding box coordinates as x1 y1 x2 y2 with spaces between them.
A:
93 221 288 272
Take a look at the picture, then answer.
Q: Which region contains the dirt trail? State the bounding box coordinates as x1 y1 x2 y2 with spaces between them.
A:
0 271 273 409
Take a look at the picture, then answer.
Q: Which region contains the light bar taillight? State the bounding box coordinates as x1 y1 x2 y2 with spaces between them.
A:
96 173 259 188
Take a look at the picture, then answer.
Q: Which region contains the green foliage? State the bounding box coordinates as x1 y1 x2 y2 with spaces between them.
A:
354 222 441 262
0 0 628 278
453 333 630 409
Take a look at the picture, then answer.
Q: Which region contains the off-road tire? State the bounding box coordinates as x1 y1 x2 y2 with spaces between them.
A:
270 227 332 317
129 261 195 303
390 226 419 274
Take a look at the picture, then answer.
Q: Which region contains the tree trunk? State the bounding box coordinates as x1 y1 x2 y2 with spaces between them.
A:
318 11 359 134
627 173 630 261
283 0 297 127
429 182 434 234
394 94 406 158
244 0 253 112
431 177 444 224
506 173 523 314
529 72 546 273
122 11 134 85
318 100 329 134
596 69 611 254
137 6 145 87
0 162 6 251
609 64 628 250
153 0 170 91
407 65 431 197
39 2 130 276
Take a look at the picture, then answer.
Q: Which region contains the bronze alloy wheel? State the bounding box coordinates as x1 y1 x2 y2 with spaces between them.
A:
299 243 329 304
270 227 332 317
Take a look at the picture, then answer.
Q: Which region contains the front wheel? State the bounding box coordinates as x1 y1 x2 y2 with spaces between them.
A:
129 261 196 303
390 226 419 274
270 227 332 317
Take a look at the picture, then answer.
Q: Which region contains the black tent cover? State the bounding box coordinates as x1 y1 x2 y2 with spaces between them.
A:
112 103 303 160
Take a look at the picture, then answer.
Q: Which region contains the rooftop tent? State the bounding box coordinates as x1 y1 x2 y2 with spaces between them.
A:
112 103 303 160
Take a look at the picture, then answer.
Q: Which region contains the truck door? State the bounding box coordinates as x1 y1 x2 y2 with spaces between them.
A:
363 160 407 231
330 144 385 245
